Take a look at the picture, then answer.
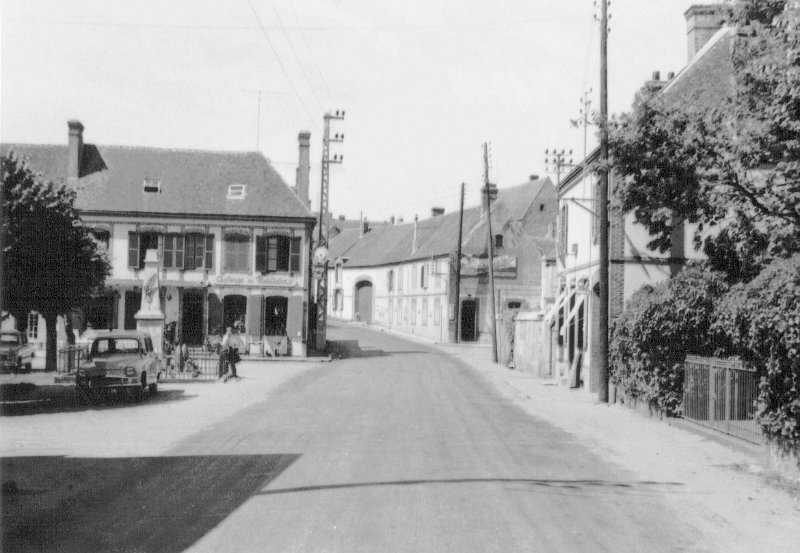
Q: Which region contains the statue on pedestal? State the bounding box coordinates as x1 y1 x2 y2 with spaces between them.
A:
135 249 165 355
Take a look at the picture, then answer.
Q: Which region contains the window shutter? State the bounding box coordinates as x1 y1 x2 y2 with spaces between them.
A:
163 235 174 268
184 235 196 270
205 235 214 270
256 236 267 273
193 236 204 269
128 232 140 268
289 237 301 272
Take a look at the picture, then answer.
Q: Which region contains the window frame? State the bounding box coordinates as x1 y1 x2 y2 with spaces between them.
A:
224 232 251 273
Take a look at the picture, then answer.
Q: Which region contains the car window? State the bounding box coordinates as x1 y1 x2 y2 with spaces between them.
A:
1 333 20 344
92 338 141 356
115 339 141 354
93 339 111 356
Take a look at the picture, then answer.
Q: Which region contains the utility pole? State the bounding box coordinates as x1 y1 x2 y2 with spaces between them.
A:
544 148 574 188
483 143 498 363
598 0 611 403
449 182 465 343
313 110 344 353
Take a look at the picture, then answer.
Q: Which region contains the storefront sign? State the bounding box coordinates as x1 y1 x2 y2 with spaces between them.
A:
214 274 300 287
460 254 517 277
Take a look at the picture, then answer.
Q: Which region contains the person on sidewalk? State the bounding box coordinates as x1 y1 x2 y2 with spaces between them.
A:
221 325 243 380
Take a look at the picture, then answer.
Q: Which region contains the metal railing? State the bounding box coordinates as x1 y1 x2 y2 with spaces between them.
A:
682 355 763 444
163 347 226 381
57 346 89 375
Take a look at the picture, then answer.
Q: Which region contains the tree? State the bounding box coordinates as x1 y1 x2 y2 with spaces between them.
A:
2 152 110 370
607 0 800 282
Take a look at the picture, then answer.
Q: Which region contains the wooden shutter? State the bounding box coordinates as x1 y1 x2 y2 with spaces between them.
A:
256 236 267 273
193 236 204 269
205 235 214 270
175 235 184 269
289 237 301 272
128 232 140 268
163 235 174 268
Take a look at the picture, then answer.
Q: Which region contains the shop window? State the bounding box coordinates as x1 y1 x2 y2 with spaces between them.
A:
263 296 288 336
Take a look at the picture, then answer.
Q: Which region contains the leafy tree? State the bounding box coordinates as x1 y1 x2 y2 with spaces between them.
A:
2 152 110 370
607 0 800 282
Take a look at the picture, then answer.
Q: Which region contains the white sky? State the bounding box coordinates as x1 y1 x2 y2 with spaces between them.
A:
1 0 700 222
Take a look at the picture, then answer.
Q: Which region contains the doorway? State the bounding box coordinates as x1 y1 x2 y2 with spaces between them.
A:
354 281 373 323
223 295 247 331
181 290 204 345
460 298 478 341
263 296 288 336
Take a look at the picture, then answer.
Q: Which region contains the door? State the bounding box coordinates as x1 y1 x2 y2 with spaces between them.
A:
354 281 373 323
460 298 478 341
181 290 204 345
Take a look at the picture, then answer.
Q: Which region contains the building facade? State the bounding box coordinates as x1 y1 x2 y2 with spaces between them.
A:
3 121 315 356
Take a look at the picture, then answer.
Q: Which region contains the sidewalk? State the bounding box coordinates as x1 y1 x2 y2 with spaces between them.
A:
434 340 800 552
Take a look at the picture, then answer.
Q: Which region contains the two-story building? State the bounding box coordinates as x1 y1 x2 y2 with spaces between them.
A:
327 176 557 343
2 121 315 356
549 4 730 389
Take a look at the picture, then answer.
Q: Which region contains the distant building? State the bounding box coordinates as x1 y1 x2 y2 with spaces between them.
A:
327 177 557 343
2 121 315 357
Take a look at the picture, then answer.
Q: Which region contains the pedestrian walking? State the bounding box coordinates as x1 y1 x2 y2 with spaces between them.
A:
221 324 243 380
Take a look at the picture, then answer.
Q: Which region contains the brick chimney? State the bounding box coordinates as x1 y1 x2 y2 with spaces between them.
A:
295 131 311 209
67 120 84 181
685 5 726 61
431 207 445 217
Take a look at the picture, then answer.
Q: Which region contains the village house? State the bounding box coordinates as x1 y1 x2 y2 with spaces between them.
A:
548 4 730 390
2 122 316 358
327 177 557 343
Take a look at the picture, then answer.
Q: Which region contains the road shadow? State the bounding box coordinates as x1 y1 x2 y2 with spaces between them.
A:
327 339 432 359
256 477 685 498
1 453 300 553
0 384 193 416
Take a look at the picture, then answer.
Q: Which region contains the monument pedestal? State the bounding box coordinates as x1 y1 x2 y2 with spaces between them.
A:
135 250 165 356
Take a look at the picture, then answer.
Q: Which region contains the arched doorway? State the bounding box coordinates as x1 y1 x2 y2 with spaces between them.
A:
181 289 205 345
460 298 478 341
223 294 247 331
354 280 373 323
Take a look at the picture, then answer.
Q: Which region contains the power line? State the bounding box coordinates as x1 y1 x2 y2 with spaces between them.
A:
246 0 320 131
286 0 333 102
268 0 327 113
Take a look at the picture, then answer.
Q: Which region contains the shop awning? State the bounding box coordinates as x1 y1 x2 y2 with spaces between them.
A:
543 290 568 324
559 293 586 337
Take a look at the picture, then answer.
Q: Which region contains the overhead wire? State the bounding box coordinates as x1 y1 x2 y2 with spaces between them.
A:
286 0 333 103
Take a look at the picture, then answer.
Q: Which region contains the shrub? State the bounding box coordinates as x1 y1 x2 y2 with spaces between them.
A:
610 265 729 415
713 255 800 448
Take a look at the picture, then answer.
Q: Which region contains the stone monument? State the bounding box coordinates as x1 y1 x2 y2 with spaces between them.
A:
135 249 165 355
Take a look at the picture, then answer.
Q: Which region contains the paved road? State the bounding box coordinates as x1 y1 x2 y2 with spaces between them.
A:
3 324 705 552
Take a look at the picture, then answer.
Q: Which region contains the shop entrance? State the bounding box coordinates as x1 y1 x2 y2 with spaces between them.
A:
263 296 288 336
181 290 204 345
223 295 247 331
460 298 479 341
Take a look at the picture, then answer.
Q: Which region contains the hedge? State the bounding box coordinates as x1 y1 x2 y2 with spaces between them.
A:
609 265 729 416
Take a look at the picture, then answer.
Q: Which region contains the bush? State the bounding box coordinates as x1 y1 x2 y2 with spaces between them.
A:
713 255 800 448
610 265 729 415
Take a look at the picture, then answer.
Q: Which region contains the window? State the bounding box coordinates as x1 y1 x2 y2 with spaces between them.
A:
224 233 251 272
410 299 417 325
335 263 342 284
421 299 428 325
388 299 393 323
398 299 403 324
27 312 38 339
387 269 394 292
263 296 288 335
495 234 504 249
398 268 404 292
508 301 522 309
227 184 246 199
434 298 441 325
128 231 160 269
256 235 301 273
163 234 184 269
420 265 427 289
334 289 344 311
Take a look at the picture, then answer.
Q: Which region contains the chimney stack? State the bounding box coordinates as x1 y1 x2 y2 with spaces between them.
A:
295 131 311 209
529 174 539 181
431 207 445 217
360 218 370 237
67 120 84 181
645 70 667 93
685 5 726 61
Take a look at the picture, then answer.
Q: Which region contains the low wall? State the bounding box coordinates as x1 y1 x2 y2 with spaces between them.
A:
510 311 547 376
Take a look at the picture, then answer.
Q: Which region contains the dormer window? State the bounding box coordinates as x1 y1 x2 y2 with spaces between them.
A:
228 184 247 199
143 177 161 193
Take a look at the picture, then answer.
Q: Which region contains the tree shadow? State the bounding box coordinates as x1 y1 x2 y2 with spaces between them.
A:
1 453 300 553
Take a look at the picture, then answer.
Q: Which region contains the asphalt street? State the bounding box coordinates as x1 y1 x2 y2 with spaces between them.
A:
3 324 707 552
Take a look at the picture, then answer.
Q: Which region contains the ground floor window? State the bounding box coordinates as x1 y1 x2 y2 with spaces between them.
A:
223 294 247 330
263 296 288 336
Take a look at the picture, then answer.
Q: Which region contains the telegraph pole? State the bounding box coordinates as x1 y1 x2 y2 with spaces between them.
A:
449 182 465 343
483 143 499 363
314 110 344 353
598 0 611 402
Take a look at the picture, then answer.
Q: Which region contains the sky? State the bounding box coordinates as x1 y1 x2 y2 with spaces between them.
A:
1 0 702 222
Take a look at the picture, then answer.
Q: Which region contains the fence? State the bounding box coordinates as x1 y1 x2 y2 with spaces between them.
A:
682 355 763 445
57 346 89 375
162 347 226 382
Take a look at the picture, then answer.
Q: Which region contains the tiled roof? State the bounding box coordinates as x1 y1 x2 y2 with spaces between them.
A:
330 177 554 268
0 143 314 220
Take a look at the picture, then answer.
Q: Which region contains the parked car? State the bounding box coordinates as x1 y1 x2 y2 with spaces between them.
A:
76 331 162 399
0 330 36 373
